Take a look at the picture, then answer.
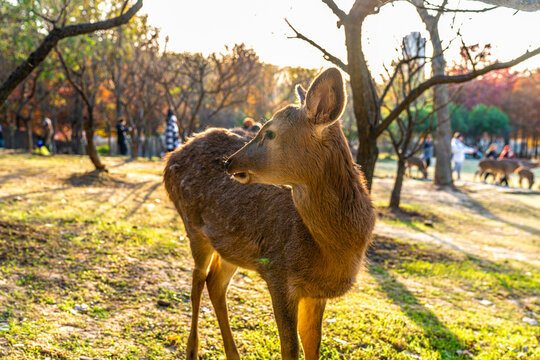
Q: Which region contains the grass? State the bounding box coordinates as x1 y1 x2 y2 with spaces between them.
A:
0 150 539 359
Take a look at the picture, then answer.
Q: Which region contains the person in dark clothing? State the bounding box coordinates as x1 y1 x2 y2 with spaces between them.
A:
0 124 4 148
165 109 180 153
422 134 434 168
485 143 498 159
116 118 128 156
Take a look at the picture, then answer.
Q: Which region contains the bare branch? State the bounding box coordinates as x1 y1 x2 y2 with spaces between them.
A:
474 0 540 12
285 19 349 73
321 0 347 21
410 0 496 14
0 0 143 105
376 46 540 136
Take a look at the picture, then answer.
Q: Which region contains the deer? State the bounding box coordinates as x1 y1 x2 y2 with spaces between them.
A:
515 166 535 189
474 158 520 185
406 156 428 179
163 68 375 360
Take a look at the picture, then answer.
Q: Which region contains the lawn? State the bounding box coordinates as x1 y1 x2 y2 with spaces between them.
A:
0 150 538 359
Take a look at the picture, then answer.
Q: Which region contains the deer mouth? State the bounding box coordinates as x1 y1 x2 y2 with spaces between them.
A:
231 171 251 184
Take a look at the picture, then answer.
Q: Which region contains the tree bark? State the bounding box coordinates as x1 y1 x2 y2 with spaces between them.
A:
84 110 106 171
345 19 380 190
390 158 407 208
415 2 454 187
130 127 139 159
24 118 33 152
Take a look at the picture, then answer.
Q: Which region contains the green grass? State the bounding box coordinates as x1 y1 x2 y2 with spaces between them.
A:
0 150 539 359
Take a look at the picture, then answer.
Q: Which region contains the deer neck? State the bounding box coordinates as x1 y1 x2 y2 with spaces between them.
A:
291 124 374 257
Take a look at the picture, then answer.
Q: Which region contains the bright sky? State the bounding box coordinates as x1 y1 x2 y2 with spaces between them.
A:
143 0 540 79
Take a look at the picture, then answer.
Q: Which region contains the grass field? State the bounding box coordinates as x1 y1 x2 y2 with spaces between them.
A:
0 150 538 359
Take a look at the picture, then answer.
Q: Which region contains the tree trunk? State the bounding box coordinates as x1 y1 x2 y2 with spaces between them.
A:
107 123 112 155
422 14 453 187
24 118 33 152
345 20 380 190
130 127 139 159
433 84 453 186
390 158 407 209
84 110 106 171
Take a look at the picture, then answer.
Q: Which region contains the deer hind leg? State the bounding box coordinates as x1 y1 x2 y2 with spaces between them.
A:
298 297 327 360
268 286 300 360
206 254 240 359
186 231 214 360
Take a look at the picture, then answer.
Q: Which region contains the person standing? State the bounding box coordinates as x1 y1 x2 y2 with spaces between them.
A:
422 134 434 168
165 109 180 153
451 132 476 180
0 124 4 148
42 117 54 152
116 118 128 156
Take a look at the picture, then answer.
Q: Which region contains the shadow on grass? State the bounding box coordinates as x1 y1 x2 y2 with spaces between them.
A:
446 187 540 237
367 235 539 342
367 236 467 358
65 170 137 188
123 182 162 220
0 186 71 202
369 265 464 358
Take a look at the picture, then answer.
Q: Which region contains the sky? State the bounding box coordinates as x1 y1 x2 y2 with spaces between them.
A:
142 0 540 79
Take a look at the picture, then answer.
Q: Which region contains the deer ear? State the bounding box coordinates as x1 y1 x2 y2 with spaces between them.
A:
305 68 346 126
296 84 306 105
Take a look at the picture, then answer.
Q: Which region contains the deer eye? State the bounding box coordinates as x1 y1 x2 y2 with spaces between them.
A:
265 130 275 140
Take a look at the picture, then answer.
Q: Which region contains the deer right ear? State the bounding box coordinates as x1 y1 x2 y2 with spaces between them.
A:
296 84 306 105
305 68 346 126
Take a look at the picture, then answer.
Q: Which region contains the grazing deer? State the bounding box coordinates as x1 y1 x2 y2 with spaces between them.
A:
164 68 375 360
406 156 428 179
474 158 520 184
516 166 535 189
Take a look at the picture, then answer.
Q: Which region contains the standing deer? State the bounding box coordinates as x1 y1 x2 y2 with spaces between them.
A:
164 68 375 360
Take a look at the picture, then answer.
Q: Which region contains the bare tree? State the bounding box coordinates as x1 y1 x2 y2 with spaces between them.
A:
123 34 164 159
161 44 261 140
0 0 143 106
56 45 107 171
287 0 540 189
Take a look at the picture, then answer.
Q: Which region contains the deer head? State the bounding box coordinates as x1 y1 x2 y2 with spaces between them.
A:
225 68 346 186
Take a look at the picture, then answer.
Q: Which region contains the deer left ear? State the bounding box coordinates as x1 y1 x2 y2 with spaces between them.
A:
305 68 346 126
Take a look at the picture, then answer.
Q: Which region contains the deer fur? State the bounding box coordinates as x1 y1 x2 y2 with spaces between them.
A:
406 156 428 179
516 166 535 189
163 68 375 360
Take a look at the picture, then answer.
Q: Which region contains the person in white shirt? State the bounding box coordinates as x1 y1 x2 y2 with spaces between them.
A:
451 132 476 180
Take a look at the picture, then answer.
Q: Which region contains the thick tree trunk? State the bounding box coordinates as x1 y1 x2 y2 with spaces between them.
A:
84 110 106 171
433 84 453 186
422 13 453 187
345 20 380 190
390 158 407 209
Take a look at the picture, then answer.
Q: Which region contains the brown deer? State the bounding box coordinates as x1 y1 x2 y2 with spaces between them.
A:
516 166 535 189
406 156 428 179
164 68 375 360
474 158 520 184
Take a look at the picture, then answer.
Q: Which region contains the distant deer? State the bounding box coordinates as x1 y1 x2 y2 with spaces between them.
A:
164 68 375 360
406 156 428 179
516 166 535 189
474 158 520 184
